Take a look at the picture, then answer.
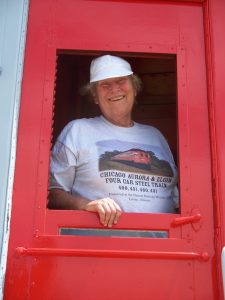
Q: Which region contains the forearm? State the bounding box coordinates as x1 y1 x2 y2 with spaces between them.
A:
48 188 122 227
48 188 90 210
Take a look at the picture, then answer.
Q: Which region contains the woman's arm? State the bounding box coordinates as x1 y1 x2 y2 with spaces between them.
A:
48 188 122 227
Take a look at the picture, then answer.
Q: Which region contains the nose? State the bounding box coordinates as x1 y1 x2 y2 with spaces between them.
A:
110 81 121 93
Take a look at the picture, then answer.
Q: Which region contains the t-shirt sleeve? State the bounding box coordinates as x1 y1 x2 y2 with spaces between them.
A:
153 128 179 210
171 186 179 209
49 122 78 192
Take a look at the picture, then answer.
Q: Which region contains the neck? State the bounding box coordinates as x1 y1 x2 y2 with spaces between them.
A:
102 115 134 127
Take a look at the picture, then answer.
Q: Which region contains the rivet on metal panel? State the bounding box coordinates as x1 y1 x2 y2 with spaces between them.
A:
33 258 38 263
191 208 202 232
201 252 210 261
34 229 39 238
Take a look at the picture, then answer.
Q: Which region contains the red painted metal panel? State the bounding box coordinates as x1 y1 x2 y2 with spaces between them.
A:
4 0 225 299
203 0 225 298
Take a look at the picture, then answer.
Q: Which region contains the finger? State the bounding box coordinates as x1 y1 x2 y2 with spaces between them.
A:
104 199 122 226
106 201 117 227
113 202 122 224
86 201 106 225
96 203 106 225
101 201 112 227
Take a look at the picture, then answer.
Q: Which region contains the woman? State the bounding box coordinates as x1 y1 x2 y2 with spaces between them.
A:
48 55 178 227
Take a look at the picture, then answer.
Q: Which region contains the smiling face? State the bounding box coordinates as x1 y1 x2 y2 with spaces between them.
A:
94 76 136 127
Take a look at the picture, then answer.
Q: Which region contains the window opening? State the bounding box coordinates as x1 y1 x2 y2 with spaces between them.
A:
49 51 179 217
59 228 168 238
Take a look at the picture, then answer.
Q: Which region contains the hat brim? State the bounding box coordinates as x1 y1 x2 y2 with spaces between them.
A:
90 70 133 83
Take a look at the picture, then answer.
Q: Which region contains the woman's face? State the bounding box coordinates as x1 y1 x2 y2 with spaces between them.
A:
94 76 136 127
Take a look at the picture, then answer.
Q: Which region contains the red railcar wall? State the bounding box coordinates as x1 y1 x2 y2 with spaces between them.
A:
3 0 225 299
204 1 225 295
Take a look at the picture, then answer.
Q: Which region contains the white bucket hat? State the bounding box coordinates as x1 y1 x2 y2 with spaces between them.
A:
90 55 133 83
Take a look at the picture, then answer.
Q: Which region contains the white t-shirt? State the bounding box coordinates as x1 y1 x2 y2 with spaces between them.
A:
50 116 179 213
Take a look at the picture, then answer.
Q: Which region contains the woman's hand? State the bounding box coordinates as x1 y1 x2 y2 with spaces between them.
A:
84 198 122 227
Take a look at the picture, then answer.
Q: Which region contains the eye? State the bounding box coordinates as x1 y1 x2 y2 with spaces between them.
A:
117 78 126 85
100 83 110 89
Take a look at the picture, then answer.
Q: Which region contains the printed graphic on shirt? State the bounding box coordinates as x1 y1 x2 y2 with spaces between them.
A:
98 140 173 177
96 140 177 211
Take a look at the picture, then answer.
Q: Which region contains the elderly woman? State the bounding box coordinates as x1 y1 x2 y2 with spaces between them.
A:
48 55 178 227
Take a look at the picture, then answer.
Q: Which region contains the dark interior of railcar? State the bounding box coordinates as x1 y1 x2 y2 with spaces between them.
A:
52 51 177 162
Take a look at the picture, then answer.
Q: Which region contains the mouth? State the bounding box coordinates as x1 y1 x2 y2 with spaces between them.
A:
108 95 125 102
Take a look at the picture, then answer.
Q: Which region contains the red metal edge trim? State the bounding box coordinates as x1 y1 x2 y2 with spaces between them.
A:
203 0 223 298
15 246 209 261
88 1 205 3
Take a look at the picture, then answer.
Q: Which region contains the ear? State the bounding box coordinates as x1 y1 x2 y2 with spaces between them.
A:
91 90 98 104
134 87 137 97
93 95 98 105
